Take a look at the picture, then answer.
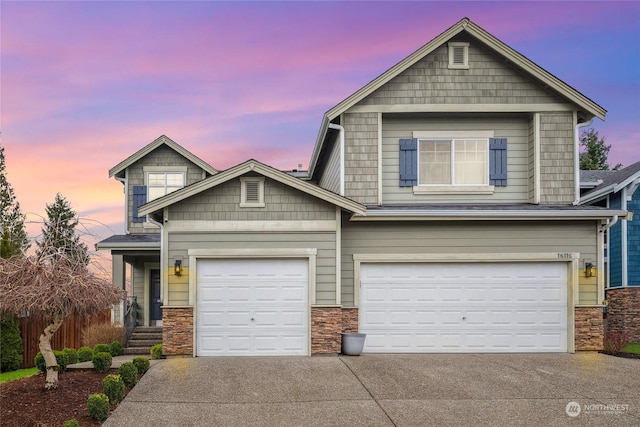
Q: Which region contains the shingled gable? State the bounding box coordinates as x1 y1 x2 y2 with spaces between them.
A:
308 17 607 177
137 159 366 218
109 135 218 178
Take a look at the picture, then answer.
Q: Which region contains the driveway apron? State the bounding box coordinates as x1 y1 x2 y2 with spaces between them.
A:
103 353 639 427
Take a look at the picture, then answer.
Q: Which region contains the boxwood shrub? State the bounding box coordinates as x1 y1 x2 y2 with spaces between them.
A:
150 343 163 360
132 356 150 374
118 361 138 387
77 346 93 362
102 374 125 404
92 351 112 373
87 393 110 421
93 343 110 354
63 347 78 365
110 341 123 357
53 350 69 373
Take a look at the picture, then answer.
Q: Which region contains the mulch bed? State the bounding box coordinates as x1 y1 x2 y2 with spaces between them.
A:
601 351 640 359
0 370 132 427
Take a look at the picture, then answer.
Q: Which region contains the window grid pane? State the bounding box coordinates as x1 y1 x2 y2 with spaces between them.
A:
420 140 451 185
419 138 487 185
147 172 185 202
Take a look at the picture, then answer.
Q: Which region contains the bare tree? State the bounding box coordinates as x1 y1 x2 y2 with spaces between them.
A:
0 241 125 389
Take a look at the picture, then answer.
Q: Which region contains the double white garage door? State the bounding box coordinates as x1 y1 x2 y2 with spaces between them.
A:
360 262 568 353
195 259 568 355
196 259 308 356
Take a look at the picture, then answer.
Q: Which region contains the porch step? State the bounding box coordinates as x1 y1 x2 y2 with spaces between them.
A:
124 326 163 356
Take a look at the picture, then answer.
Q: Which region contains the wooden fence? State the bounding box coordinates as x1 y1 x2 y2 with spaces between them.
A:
20 310 111 368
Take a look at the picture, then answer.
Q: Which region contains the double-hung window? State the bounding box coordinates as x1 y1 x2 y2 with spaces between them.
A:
147 172 184 201
132 167 187 224
399 132 506 194
419 138 488 186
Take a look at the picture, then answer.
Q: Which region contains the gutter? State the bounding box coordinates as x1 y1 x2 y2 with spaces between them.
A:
147 214 165 304
573 118 593 205
328 123 345 196
352 208 628 221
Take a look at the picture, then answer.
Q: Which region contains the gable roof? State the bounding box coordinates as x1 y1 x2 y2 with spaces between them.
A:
308 17 607 176
580 161 640 203
109 135 218 178
137 159 366 217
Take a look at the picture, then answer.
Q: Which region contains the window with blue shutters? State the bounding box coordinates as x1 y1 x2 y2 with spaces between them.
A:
489 138 507 187
399 138 418 187
398 135 508 189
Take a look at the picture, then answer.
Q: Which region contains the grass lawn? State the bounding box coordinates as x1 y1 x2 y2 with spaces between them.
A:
0 367 39 384
622 342 640 354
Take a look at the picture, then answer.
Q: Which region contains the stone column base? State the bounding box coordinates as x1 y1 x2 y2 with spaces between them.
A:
311 307 360 354
574 307 604 351
606 287 640 342
162 307 194 356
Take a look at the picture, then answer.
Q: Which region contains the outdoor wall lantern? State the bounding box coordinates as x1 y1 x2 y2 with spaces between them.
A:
585 261 596 278
174 259 182 276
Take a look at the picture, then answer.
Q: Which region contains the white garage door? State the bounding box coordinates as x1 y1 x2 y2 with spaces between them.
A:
197 258 308 356
360 262 568 353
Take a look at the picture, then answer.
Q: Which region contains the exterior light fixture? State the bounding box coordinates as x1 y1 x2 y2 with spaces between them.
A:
174 259 182 276
585 261 596 278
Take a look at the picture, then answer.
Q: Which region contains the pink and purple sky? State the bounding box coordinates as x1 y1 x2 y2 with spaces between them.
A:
2 1 639 251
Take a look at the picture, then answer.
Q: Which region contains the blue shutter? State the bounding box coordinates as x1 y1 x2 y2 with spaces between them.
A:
132 185 147 223
399 138 418 187
489 138 507 187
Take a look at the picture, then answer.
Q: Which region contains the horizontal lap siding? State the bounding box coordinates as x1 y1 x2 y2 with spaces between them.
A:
168 232 336 305
382 114 530 203
341 220 598 306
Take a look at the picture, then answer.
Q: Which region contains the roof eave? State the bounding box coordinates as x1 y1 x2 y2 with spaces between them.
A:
109 136 218 178
95 242 161 251
352 209 627 221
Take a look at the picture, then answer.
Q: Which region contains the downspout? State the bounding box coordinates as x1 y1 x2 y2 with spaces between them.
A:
328 123 345 196
573 118 593 205
148 214 165 304
115 176 129 233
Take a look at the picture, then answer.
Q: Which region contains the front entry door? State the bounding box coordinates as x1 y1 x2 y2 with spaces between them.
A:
150 269 162 323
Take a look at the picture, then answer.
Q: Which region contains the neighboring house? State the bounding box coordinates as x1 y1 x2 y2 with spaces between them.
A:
580 162 640 342
98 18 626 356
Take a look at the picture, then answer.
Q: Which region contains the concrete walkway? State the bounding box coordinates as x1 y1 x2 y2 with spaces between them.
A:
102 353 639 426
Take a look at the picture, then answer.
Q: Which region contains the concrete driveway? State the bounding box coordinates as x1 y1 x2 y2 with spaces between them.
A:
103 353 639 427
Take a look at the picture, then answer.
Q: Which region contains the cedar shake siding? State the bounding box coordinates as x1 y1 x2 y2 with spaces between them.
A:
538 112 575 204
127 145 209 233
317 131 341 195
343 112 379 205
354 37 567 108
168 177 336 222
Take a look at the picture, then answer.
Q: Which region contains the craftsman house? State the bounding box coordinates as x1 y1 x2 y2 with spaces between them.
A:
98 18 626 356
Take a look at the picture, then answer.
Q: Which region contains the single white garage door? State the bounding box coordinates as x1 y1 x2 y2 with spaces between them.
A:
360 262 567 353
197 258 308 356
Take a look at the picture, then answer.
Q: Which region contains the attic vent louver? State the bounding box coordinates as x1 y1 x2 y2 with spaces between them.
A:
452 46 465 64
245 181 259 202
240 177 265 207
448 42 469 69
